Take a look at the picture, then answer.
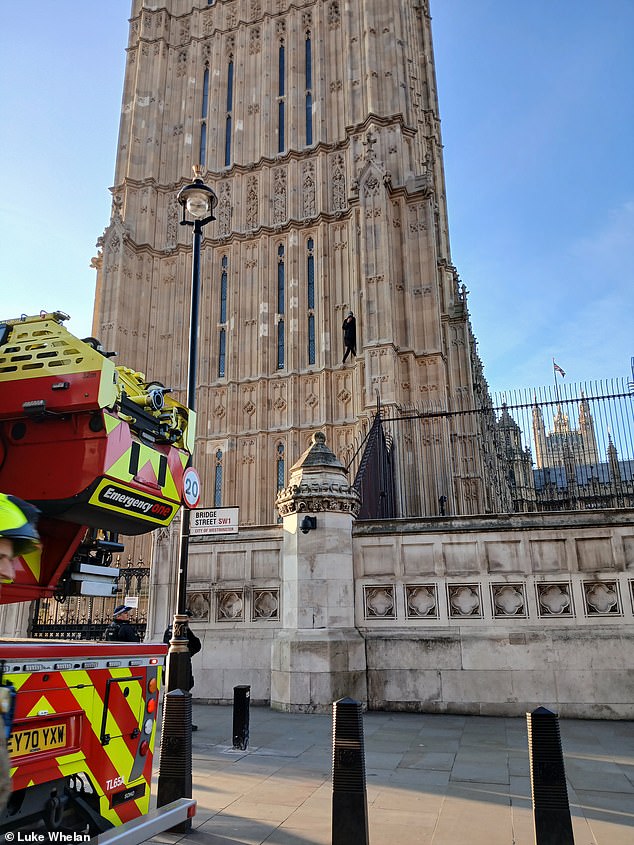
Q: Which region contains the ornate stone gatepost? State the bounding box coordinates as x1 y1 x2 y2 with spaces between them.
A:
272 432 366 712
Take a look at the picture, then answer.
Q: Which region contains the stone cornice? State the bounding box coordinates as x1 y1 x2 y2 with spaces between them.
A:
114 114 416 192
276 480 361 518
353 508 634 537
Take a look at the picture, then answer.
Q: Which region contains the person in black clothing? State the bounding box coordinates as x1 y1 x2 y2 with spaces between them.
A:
104 605 140 643
342 311 357 362
163 610 202 729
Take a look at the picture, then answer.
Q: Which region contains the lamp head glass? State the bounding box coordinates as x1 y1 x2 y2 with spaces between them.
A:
185 191 212 220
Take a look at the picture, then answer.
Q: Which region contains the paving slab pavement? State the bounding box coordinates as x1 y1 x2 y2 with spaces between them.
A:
147 704 634 845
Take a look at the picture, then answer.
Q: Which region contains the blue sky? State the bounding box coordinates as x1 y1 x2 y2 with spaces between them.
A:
1 1 632 395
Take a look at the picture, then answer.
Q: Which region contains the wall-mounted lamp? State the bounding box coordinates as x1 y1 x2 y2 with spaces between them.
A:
300 515 317 534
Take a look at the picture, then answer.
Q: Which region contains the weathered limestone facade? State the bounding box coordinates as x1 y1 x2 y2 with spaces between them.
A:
93 0 503 535
271 431 364 711
147 436 634 717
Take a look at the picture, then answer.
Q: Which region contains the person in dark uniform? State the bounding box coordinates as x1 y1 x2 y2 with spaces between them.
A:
104 605 140 643
342 311 357 363
163 610 202 729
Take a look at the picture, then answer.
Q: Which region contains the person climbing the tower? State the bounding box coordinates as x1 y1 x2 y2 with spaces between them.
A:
342 311 357 363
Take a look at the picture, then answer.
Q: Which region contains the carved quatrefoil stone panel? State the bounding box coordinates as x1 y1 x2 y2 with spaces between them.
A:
492 584 526 617
448 585 482 618
216 589 244 622
364 585 395 619
405 585 438 619
537 583 573 617
252 589 280 621
584 581 619 615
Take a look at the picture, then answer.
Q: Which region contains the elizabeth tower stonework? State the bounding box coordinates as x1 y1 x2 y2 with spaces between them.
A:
93 0 491 527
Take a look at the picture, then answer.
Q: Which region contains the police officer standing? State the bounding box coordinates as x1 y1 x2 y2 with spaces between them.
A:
104 605 141 643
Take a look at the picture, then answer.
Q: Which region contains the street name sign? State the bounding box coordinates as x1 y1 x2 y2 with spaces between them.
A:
190 506 239 535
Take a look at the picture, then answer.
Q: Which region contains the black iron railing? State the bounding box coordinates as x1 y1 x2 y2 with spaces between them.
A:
30 559 150 640
350 379 634 518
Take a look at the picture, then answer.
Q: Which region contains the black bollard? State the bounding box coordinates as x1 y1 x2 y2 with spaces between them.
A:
331 697 369 845
156 688 193 832
526 706 575 845
233 685 250 750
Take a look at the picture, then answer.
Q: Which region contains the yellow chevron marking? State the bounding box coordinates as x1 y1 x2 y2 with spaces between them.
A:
26 695 56 718
81 761 145 825
7 665 156 825
105 413 121 434
104 444 180 502
65 669 150 821
20 546 42 582
9 673 30 693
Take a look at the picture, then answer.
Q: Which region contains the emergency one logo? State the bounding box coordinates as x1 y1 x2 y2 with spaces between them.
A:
96 483 175 523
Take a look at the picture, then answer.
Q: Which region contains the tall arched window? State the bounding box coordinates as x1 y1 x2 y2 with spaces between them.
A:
214 450 223 507
199 66 209 166
277 244 285 369
276 443 285 493
225 59 234 167
199 123 207 167
305 34 313 146
278 43 285 153
307 238 315 365
218 255 228 377
220 255 228 323
218 330 226 378
202 66 209 114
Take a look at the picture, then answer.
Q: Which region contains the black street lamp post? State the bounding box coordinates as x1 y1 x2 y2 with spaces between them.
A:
157 166 217 819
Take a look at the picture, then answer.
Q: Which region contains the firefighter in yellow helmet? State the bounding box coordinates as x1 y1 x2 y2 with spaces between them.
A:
0 494 40 813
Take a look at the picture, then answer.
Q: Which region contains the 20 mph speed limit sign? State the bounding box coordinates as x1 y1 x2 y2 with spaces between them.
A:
182 467 201 508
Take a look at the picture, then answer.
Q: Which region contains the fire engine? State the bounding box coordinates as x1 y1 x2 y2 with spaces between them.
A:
0 312 196 837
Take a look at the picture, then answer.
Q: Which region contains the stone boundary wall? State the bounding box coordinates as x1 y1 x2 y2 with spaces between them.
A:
354 510 634 717
6 507 632 715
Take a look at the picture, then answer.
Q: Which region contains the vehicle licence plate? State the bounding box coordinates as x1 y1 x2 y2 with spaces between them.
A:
7 723 67 757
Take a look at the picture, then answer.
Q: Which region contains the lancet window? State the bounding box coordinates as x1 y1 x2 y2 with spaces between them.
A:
199 66 209 166
277 244 285 369
214 450 223 507
225 59 234 167
307 238 315 365
218 255 228 377
276 443 285 493
278 43 285 153
305 34 313 146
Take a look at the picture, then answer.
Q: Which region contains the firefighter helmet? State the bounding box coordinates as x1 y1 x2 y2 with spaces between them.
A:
0 493 40 556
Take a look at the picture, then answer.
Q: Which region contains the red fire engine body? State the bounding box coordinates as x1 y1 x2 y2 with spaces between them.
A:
0 312 196 836
2 642 166 834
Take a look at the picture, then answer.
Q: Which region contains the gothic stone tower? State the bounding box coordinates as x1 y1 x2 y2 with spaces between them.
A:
93 0 489 526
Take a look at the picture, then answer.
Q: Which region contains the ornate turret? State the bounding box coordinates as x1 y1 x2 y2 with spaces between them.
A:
271 431 366 712
276 431 360 519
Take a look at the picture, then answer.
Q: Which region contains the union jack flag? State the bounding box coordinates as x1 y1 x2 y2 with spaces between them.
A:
553 361 566 378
